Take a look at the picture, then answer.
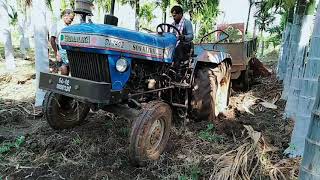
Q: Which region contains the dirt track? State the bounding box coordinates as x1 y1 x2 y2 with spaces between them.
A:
0 55 299 179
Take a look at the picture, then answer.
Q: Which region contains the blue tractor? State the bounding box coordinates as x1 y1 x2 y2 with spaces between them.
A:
39 5 232 166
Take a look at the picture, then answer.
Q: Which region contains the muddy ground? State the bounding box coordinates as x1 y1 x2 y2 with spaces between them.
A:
0 50 299 179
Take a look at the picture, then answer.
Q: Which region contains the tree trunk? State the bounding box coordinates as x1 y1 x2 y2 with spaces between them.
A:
163 10 166 24
135 0 139 31
0 0 16 71
282 0 308 100
245 3 252 35
285 0 318 157
277 7 295 80
299 3 320 177
32 0 50 107
253 19 257 38
260 31 264 56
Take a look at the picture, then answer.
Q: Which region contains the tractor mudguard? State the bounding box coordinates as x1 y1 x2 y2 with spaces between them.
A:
59 23 177 63
194 44 232 64
196 51 232 64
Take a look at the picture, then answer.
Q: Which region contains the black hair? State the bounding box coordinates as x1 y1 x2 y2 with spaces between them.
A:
171 5 183 14
61 9 74 18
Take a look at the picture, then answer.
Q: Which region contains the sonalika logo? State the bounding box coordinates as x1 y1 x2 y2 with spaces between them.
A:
63 34 90 44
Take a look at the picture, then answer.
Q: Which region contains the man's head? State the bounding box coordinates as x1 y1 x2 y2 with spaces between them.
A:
61 9 74 25
171 5 183 23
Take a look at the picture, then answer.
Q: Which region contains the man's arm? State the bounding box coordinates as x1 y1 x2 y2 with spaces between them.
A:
49 23 60 61
184 20 194 42
50 36 58 57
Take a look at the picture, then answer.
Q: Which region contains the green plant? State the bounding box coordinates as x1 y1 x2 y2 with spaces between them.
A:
119 127 130 137
0 136 25 155
178 165 201 180
104 121 113 129
198 124 224 143
72 135 83 145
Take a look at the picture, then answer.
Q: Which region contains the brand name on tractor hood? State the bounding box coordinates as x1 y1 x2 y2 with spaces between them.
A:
62 35 90 44
132 44 157 55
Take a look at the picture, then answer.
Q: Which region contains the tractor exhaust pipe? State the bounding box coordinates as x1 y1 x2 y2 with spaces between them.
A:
104 0 118 26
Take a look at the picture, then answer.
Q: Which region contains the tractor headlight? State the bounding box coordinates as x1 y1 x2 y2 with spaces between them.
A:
116 58 128 72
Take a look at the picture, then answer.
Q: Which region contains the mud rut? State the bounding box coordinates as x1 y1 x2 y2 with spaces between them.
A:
0 60 297 179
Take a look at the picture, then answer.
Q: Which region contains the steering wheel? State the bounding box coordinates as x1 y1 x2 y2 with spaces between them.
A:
156 23 181 36
200 30 229 50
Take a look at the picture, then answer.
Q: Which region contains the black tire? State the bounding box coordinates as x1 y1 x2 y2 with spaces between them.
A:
129 101 172 166
191 61 231 121
43 92 90 129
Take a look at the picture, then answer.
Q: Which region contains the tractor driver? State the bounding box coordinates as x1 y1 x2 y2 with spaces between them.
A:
171 5 194 67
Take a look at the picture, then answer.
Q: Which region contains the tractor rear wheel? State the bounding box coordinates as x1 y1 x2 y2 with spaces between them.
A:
191 61 231 121
43 92 90 129
129 101 172 166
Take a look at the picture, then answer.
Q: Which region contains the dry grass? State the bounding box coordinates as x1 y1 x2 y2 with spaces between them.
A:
209 125 300 180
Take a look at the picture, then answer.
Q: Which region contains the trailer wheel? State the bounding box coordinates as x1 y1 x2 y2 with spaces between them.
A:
43 92 90 129
129 101 172 166
239 66 250 91
191 61 231 121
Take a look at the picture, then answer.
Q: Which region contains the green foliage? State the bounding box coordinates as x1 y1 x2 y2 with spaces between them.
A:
8 5 18 26
265 34 281 48
198 124 224 143
119 127 130 137
95 0 112 13
139 3 155 24
255 2 276 32
265 0 296 12
0 136 25 155
224 26 243 42
178 165 201 180
72 135 83 145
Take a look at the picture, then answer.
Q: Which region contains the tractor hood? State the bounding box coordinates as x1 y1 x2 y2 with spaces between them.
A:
59 23 177 62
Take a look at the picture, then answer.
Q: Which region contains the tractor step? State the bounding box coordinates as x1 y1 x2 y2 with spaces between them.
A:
171 82 191 88
171 103 188 108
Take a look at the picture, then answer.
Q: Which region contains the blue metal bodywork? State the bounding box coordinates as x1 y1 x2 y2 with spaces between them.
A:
59 23 177 90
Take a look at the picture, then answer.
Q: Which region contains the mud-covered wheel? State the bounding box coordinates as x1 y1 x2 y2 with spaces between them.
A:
191 61 231 121
43 92 90 129
129 101 172 166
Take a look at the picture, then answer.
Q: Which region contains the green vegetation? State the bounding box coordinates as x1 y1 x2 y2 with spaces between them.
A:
178 164 201 180
0 136 25 155
198 124 224 143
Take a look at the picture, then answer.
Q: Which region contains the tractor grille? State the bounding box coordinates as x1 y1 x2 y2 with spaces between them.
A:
67 51 110 82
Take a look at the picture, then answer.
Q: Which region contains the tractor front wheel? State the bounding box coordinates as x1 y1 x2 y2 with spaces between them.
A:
43 92 90 129
129 101 172 166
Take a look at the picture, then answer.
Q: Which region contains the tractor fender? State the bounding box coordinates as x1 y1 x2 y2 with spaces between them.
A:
196 51 232 65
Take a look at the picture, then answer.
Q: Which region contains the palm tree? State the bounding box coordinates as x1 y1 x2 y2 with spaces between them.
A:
139 2 155 29
264 0 296 80
175 0 219 41
155 0 169 23
255 1 276 56
0 0 16 71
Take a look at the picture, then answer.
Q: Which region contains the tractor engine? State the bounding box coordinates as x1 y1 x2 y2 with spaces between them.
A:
126 60 172 101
